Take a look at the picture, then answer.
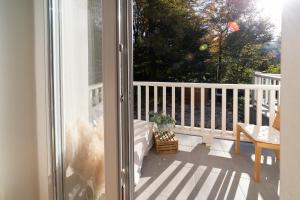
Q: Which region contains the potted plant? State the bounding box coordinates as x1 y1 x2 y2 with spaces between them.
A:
149 112 176 135
149 112 178 154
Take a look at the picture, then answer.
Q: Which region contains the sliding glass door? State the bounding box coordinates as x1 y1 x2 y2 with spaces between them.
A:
47 0 123 199
60 0 105 199
48 0 134 199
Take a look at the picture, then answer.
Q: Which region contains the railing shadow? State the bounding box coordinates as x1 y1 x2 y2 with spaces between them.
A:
135 139 279 200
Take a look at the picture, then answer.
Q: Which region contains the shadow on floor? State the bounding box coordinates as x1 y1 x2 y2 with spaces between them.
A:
135 135 279 200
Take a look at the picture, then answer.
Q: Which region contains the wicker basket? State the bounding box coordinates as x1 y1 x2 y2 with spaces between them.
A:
153 131 178 154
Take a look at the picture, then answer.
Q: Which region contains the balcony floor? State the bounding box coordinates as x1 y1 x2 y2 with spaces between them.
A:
134 134 279 200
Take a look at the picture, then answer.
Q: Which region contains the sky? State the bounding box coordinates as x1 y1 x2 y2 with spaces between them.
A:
255 0 283 36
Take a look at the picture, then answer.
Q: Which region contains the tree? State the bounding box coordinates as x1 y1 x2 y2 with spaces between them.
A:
133 0 280 84
133 0 210 82
196 0 276 83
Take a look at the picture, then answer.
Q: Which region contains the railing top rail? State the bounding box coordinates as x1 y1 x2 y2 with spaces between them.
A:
89 83 103 90
133 81 280 90
254 72 281 81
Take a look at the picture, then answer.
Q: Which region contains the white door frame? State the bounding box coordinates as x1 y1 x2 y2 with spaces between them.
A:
45 0 124 199
116 0 135 199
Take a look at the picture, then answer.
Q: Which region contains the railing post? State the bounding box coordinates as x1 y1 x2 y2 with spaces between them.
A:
172 86 175 120
154 86 158 112
191 87 195 128
278 82 281 105
99 86 102 103
201 87 205 131
252 75 257 105
256 89 263 126
89 90 93 108
146 85 149 121
163 86 166 114
266 79 270 106
181 86 185 127
269 89 276 125
222 88 227 134
233 89 238 134
138 85 141 120
244 89 250 124
211 88 215 131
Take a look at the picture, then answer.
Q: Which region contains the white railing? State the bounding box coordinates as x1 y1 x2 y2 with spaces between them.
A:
253 72 281 106
134 81 280 141
89 83 103 107
253 72 281 84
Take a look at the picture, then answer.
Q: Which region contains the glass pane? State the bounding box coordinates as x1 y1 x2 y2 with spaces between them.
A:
60 0 105 199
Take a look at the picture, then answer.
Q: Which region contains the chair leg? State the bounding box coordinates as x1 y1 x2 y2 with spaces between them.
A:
254 144 262 182
274 150 280 160
235 125 240 154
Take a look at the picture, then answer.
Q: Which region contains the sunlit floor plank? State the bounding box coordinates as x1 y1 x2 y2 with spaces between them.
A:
135 160 181 200
135 135 279 200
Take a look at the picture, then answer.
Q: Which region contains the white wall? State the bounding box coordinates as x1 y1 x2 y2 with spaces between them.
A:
281 0 300 199
0 0 39 200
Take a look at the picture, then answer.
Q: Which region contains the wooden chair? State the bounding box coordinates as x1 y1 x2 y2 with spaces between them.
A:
235 111 280 182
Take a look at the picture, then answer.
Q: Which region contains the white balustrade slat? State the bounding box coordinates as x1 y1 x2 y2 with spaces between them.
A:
172 86 175 119
211 88 215 130
191 87 195 128
255 77 260 105
181 87 185 127
97 88 100 103
138 85 141 120
275 80 279 104
253 77 257 105
146 86 149 121
201 88 205 131
163 86 166 114
95 89 98 101
99 87 102 103
266 79 270 105
262 78 266 105
244 89 250 124
269 90 276 125
222 88 227 133
92 90 96 105
256 89 263 126
233 89 238 133
154 86 158 112
278 89 281 105
89 92 93 107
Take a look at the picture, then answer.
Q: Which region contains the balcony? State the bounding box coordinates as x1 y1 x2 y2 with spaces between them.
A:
89 74 280 199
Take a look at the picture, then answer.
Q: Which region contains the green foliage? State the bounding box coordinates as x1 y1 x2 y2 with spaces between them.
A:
199 0 278 83
264 64 281 74
149 112 176 133
134 0 210 82
133 0 281 83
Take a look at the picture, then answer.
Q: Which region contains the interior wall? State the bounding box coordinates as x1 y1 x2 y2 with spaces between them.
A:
0 0 39 200
281 0 300 199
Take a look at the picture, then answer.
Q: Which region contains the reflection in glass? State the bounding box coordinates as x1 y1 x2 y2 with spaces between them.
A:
60 0 105 199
